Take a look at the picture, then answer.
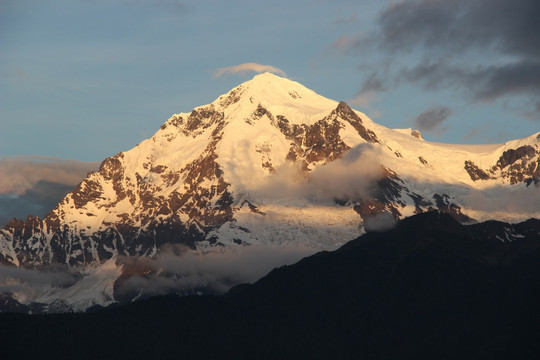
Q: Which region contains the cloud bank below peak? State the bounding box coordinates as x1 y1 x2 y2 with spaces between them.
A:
214 63 287 78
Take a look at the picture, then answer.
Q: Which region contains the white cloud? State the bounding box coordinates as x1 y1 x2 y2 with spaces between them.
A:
214 62 287 78
249 143 384 203
463 184 540 214
349 91 379 107
0 156 99 224
307 144 384 202
0 264 81 301
0 156 98 195
112 244 316 299
0 243 316 308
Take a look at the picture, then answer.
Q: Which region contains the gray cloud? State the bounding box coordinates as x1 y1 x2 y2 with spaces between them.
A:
385 0 540 108
399 60 540 104
363 212 397 232
0 264 81 297
350 72 389 107
0 156 98 225
1 244 316 308
112 244 316 300
359 72 386 93
0 181 75 226
414 106 452 134
0 156 98 194
464 184 540 214
378 0 458 53
331 34 362 52
378 0 540 58
398 62 464 91
468 61 540 102
345 0 540 117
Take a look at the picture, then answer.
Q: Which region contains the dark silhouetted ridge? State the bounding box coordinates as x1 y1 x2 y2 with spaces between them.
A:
1 212 539 359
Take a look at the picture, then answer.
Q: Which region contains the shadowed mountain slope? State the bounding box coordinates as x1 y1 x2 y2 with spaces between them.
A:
1 212 539 359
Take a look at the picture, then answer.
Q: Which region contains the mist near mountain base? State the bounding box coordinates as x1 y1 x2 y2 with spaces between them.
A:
0 264 82 303
363 212 398 232
114 244 316 300
0 244 316 308
464 183 540 213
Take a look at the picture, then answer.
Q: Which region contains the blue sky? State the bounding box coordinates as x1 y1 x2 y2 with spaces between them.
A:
2 0 539 162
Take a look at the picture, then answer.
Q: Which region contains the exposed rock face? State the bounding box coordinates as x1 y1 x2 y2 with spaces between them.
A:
335 102 379 144
465 160 491 181
418 156 430 167
495 146 536 169
274 102 380 172
493 146 539 184
279 115 351 170
352 167 433 227
411 129 423 139
465 145 540 184
432 194 474 223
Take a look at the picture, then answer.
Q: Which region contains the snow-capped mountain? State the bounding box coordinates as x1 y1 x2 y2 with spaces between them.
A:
1 73 539 311
1 73 539 268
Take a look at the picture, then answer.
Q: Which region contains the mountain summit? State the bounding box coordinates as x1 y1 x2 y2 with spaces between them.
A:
1 73 539 310
218 72 338 118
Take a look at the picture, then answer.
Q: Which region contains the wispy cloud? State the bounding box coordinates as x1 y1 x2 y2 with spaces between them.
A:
349 92 379 108
214 63 287 78
385 0 540 112
376 0 540 59
0 264 80 295
398 61 540 106
0 156 98 224
349 72 387 107
331 34 362 52
413 106 452 135
0 156 98 195
339 0 540 119
248 143 384 203
0 243 316 309
464 184 540 214
115 244 315 299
